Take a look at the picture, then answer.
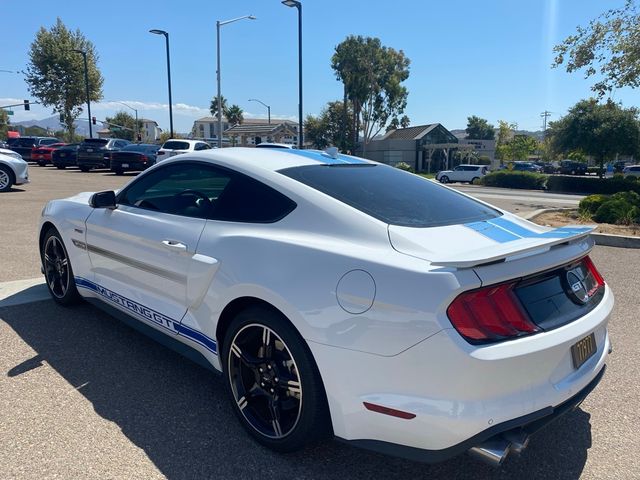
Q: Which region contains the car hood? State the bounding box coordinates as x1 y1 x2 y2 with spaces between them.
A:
388 213 594 269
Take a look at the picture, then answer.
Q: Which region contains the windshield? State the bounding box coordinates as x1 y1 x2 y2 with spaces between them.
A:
82 139 109 146
280 164 500 228
162 141 190 150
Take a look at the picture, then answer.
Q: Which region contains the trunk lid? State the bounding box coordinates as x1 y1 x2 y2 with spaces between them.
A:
388 214 594 269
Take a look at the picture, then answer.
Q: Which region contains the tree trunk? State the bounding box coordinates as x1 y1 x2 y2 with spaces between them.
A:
65 110 75 142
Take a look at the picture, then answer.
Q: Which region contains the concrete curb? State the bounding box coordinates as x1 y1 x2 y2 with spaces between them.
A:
0 277 49 307
526 208 640 249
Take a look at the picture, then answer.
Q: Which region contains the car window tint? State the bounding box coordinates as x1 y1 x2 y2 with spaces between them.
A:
212 175 296 223
195 143 211 151
41 139 58 145
280 164 500 228
121 144 146 152
163 141 190 150
119 163 232 219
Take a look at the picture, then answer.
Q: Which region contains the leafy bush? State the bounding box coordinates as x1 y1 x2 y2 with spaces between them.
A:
579 194 608 215
480 171 546 189
395 162 414 173
625 175 638 182
587 167 600 175
546 175 640 195
592 191 640 225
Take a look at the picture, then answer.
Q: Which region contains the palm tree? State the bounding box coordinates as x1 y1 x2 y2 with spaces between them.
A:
210 95 228 117
225 104 244 126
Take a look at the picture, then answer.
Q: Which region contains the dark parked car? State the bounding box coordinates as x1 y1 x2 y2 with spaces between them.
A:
110 144 160 175
559 160 588 175
76 138 131 172
51 144 81 169
9 137 60 161
533 162 557 174
511 162 542 173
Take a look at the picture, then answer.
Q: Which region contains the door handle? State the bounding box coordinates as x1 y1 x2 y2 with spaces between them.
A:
162 240 187 252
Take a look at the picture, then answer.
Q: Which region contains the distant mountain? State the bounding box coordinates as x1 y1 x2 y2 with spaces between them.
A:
451 128 544 141
13 115 93 136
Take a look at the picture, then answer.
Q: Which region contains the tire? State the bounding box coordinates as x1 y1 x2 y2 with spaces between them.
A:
79 166 91 172
56 165 66 170
114 169 124 176
222 306 331 452
38 161 46 167
41 228 81 306
439 175 449 184
0 165 15 192
470 177 479 184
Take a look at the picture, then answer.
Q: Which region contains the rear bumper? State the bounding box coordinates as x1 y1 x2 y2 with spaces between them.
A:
111 160 149 171
309 285 613 460
77 156 109 169
341 364 606 463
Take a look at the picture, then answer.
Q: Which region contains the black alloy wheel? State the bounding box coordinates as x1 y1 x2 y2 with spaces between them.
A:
42 229 81 305
223 307 331 452
440 175 449 184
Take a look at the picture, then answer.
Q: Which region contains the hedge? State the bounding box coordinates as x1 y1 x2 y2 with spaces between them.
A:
480 171 546 190
546 175 640 195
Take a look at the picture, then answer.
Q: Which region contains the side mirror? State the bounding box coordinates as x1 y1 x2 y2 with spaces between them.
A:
90 190 117 209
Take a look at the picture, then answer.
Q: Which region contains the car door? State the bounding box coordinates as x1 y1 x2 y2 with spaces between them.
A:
450 166 465 182
84 162 231 335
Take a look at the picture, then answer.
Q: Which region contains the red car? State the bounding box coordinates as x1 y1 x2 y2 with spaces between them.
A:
32 143 67 166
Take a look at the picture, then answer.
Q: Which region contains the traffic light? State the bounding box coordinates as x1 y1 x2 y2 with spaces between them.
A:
59 113 64 123
24 100 30 111
92 116 96 125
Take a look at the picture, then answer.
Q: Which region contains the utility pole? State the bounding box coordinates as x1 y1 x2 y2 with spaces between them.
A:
540 110 551 138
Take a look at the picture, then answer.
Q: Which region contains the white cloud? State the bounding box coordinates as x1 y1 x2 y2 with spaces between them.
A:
93 100 210 117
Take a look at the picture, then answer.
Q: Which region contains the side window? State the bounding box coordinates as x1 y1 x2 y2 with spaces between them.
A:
119 163 232 219
212 175 296 223
195 143 211 151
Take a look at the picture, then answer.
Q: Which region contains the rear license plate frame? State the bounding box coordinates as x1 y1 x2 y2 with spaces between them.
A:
571 332 596 370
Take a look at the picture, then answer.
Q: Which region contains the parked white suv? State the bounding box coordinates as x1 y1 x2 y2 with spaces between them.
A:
436 164 489 184
157 139 212 161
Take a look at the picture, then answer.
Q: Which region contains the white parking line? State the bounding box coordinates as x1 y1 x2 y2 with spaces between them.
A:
0 277 49 307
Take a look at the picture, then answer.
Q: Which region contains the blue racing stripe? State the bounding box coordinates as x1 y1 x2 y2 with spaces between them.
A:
282 149 368 165
466 221 521 242
74 276 218 355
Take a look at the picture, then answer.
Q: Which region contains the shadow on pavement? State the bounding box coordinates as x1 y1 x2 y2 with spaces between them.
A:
1 300 591 480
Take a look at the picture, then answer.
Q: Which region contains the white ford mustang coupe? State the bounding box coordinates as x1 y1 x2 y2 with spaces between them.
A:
39 148 613 466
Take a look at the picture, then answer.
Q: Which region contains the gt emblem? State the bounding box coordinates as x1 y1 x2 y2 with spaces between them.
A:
566 268 589 304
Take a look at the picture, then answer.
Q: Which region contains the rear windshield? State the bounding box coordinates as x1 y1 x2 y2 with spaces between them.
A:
82 139 109 146
15 138 36 146
122 144 149 152
279 164 500 228
162 141 190 150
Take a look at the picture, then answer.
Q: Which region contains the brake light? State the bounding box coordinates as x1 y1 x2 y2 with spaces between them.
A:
141 155 148 163
447 281 539 343
583 256 605 289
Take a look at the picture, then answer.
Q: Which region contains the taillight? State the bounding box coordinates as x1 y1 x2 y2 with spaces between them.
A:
583 256 605 289
447 281 539 344
141 155 148 163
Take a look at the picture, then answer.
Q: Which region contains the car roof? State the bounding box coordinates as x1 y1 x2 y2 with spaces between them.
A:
162 147 375 173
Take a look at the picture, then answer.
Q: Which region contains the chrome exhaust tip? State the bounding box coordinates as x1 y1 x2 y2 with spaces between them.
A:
468 438 512 467
502 429 530 455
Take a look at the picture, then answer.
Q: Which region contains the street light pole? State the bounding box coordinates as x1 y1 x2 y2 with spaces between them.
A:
149 29 173 137
72 49 92 138
112 101 139 141
248 98 271 124
216 15 256 148
282 0 303 148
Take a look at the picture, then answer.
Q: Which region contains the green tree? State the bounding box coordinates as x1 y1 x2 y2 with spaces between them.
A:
158 131 181 144
332 35 410 152
509 135 539 161
304 101 355 150
210 95 228 117
465 115 495 140
548 99 640 175
387 115 411 132
225 105 244 126
105 110 142 141
0 110 9 139
25 18 103 141
495 120 516 162
553 0 640 97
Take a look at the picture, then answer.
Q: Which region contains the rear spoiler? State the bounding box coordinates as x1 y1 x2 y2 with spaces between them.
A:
429 226 595 268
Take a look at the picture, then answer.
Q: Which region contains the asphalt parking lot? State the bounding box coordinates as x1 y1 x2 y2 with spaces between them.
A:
1 165 639 479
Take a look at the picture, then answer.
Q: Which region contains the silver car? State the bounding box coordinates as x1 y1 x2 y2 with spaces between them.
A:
0 150 29 192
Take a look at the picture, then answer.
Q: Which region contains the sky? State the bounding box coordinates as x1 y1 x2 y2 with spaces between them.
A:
2 0 639 134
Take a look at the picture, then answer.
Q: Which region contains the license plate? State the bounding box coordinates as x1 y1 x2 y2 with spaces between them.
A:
571 333 596 369
86 148 93 152
122 163 129 168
